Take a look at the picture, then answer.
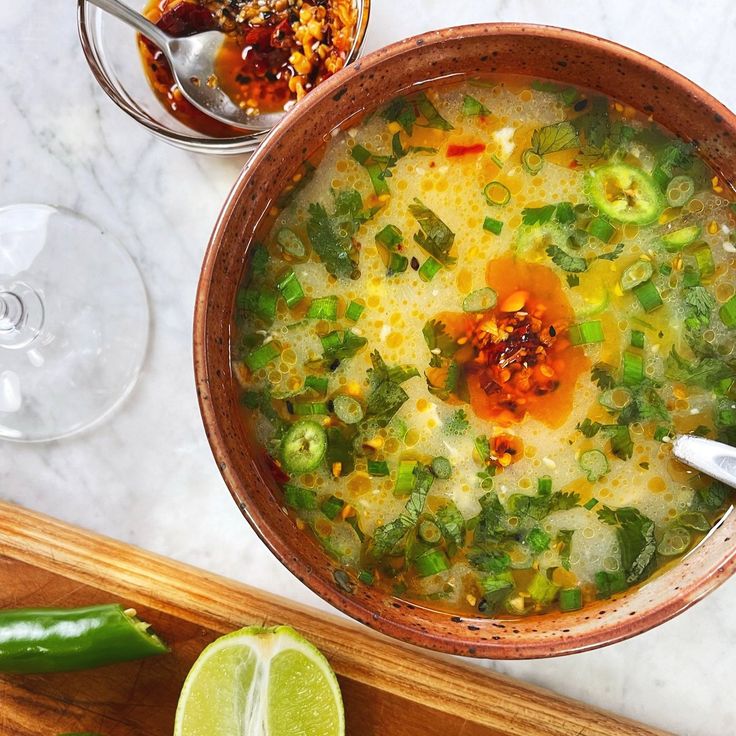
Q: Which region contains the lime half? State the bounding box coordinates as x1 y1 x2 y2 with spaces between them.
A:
174 625 344 736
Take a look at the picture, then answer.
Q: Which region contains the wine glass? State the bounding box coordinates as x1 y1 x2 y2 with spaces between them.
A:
0 203 148 442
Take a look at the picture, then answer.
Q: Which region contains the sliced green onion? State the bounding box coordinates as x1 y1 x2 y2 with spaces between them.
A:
304 375 328 395
462 287 498 313
418 519 442 544
387 251 409 274
694 244 715 278
307 296 339 320
622 351 644 386
276 227 307 259
375 224 403 248
414 548 450 577
661 225 701 252
588 217 615 243
482 180 511 207
321 495 345 520
245 342 280 372
345 300 365 322
559 587 583 612
332 394 364 424
283 484 318 510
483 216 504 235
657 526 691 556
293 402 329 416
528 571 559 604
584 497 599 510
357 570 374 585
568 320 605 346
276 269 305 308
491 154 505 169
630 329 645 349
351 144 389 196
659 263 673 276
578 449 609 482
598 387 632 411
320 331 342 353
521 148 543 175
537 475 552 495
666 175 695 208
620 260 654 291
418 257 442 282
682 264 700 288
430 456 452 479
367 459 389 477
393 460 418 496
633 280 663 312
718 294 736 329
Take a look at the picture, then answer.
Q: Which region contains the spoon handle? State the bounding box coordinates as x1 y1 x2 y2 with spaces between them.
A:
85 0 171 49
672 434 736 490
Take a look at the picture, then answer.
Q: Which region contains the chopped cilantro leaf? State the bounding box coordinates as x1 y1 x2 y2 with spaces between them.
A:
522 205 556 226
597 243 625 262
597 506 656 584
531 121 579 155
409 199 456 265
546 245 588 272
445 408 470 436
591 363 617 390
422 319 459 364
307 189 376 279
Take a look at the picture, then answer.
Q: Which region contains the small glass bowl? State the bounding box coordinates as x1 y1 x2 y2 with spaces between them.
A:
77 0 371 156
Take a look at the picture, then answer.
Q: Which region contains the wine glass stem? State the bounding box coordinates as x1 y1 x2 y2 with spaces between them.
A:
0 285 44 348
0 292 22 331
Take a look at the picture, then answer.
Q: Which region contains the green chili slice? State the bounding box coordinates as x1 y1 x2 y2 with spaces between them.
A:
0 604 168 674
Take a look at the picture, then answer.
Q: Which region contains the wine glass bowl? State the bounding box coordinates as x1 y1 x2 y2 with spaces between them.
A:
0 204 148 442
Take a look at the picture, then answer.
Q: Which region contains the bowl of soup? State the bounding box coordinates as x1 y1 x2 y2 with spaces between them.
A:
194 24 736 657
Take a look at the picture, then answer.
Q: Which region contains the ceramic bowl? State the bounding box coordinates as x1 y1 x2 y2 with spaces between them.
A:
194 24 736 657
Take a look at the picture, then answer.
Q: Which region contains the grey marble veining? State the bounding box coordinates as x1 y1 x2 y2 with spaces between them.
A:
2 2 736 734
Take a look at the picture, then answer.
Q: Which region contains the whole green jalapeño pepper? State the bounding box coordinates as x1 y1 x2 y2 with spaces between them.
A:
0 604 169 674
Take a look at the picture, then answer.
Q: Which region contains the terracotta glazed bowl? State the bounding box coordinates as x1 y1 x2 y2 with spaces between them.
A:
194 24 736 658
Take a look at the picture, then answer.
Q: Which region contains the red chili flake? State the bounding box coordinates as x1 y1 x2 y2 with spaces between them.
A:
157 3 217 37
265 453 290 484
446 143 486 158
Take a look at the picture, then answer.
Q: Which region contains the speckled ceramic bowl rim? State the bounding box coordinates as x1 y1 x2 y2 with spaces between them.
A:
195 23 736 658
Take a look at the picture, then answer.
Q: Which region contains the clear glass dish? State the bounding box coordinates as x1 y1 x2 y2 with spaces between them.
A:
76 0 371 156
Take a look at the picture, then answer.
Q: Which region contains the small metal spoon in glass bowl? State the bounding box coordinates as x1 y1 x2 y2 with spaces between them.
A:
86 0 277 131
672 435 736 490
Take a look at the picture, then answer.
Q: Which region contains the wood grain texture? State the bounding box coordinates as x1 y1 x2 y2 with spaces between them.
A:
0 502 670 736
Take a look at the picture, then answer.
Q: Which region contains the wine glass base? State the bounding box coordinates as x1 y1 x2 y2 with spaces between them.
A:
0 204 149 442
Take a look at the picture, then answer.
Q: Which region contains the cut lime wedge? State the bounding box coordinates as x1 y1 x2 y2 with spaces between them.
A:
174 625 344 736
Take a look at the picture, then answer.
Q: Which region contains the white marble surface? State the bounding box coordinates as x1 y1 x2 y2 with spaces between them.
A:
2 1 736 733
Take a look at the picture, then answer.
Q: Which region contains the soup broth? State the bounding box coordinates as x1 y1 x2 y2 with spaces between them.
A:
232 76 736 618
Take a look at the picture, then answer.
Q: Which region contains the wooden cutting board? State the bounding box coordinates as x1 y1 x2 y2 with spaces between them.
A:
0 502 670 736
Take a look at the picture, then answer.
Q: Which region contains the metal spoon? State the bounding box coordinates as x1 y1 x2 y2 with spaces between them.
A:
672 435 736 490
86 0 279 131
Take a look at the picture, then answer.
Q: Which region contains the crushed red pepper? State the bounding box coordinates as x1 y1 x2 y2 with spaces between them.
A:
138 0 358 137
430 257 589 428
